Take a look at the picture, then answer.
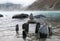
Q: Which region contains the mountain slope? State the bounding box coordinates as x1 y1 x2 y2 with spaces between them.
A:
0 3 22 11
26 0 60 10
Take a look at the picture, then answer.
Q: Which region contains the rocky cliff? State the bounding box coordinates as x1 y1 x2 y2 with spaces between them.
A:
27 0 60 10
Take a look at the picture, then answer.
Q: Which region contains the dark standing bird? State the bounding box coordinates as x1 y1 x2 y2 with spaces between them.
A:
16 24 19 35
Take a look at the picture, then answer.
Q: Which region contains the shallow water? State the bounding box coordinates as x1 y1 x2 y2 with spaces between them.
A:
0 17 60 41
0 11 60 41
0 17 27 41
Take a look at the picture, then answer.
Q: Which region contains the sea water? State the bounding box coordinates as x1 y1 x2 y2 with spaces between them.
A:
0 11 60 41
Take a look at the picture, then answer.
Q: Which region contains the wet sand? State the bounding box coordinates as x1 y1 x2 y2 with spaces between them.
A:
0 18 60 41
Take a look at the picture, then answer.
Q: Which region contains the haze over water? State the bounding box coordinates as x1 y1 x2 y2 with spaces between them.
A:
0 11 60 18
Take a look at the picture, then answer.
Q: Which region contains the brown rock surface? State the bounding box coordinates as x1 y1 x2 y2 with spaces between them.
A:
27 0 60 10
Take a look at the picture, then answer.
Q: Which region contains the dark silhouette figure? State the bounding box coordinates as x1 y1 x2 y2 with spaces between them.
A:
22 23 29 41
22 23 29 34
22 31 27 41
35 22 40 34
16 24 19 35
48 27 52 36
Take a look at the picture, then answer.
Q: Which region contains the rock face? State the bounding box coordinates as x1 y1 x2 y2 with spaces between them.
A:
0 14 3 17
54 0 60 10
27 0 60 10
34 14 46 18
12 14 29 19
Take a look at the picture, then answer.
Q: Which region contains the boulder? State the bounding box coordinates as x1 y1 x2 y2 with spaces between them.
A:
12 13 29 19
34 14 46 18
0 14 3 17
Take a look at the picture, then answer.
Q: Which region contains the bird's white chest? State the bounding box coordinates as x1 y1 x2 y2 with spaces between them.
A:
29 24 36 34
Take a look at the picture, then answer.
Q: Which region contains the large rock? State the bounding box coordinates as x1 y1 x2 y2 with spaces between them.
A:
12 13 29 19
0 14 3 17
34 14 46 18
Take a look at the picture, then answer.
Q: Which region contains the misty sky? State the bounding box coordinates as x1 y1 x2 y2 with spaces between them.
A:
0 0 36 6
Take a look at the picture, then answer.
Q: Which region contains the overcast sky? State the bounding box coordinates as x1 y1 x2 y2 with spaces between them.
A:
0 0 36 6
